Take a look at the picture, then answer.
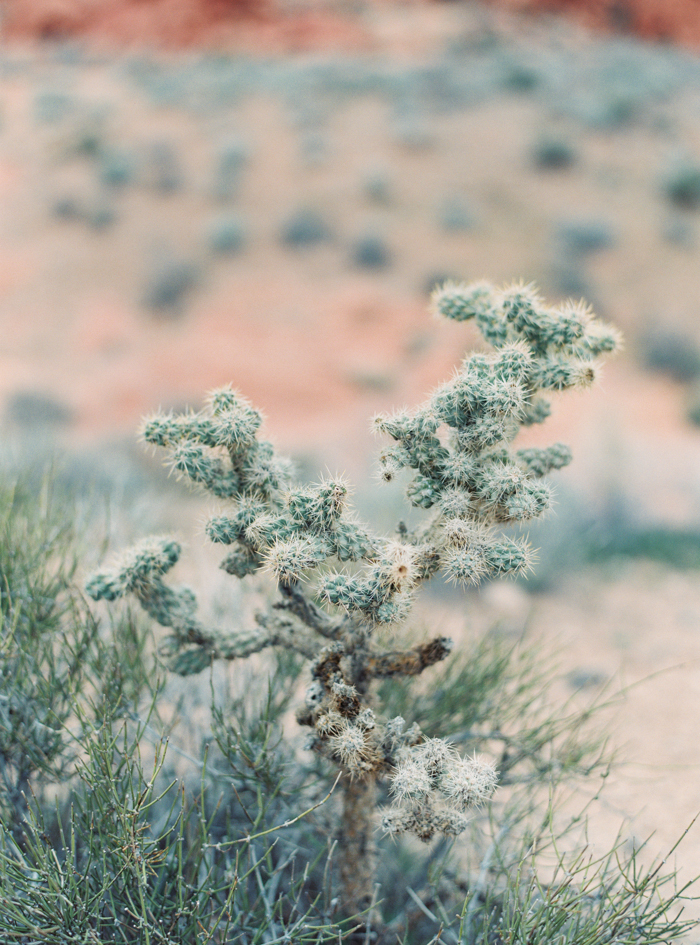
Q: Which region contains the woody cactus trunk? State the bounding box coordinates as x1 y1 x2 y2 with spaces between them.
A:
86 281 620 922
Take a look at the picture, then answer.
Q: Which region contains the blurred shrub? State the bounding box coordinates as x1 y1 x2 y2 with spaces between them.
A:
34 90 74 123
146 140 183 194
661 214 695 248
207 212 247 255
280 208 332 248
51 194 83 221
499 59 540 93
362 165 392 205
437 194 476 232
662 161 700 210
350 232 391 270
87 199 117 231
142 257 200 315
639 328 700 382
531 134 577 170
5 391 74 431
391 104 435 150
556 218 616 257
98 148 137 190
299 130 328 167
686 382 700 427
212 136 248 202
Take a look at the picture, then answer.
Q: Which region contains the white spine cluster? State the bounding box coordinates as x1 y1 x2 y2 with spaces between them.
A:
383 738 498 842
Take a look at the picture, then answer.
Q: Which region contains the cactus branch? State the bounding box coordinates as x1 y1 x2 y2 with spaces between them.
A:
364 637 454 679
274 580 344 639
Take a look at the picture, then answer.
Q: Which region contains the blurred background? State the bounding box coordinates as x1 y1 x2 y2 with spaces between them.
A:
3 0 700 909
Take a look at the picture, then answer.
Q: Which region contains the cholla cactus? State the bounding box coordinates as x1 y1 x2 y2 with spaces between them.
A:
86 280 620 919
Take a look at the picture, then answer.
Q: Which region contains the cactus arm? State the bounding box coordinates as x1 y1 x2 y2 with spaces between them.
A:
273 581 345 640
363 636 454 679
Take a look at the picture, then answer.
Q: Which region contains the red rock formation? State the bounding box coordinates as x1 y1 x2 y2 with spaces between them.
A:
1 0 369 52
3 0 700 57
487 0 700 48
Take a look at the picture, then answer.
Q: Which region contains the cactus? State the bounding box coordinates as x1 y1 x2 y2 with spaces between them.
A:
86 279 620 924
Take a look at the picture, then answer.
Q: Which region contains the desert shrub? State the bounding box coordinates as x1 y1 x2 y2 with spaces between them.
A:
531 134 576 170
555 218 616 257
299 129 328 167
212 136 248 202
50 194 83 221
34 89 74 123
661 214 695 248
98 147 138 190
280 208 333 248
207 213 247 255
639 328 700 383
146 140 183 194
142 257 200 316
438 195 476 233
0 462 157 839
662 161 700 210
362 165 393 205
498 57 540 93
4 390 74 430
391 102 436 150
350 232 392 270
87 198 117 231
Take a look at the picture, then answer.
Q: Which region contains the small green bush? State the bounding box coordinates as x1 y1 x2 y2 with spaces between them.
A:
142 257 200 315
351 232 391 270
280 208 333 248
663 161 700 209
639 328 700 383
207 213 247 256
531 134 576 170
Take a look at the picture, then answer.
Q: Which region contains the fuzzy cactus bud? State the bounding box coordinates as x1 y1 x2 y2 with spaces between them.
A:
167 647 212 676
441 546 486 585
499 282 544 329
219 546 261 578
482 537 533 576
263 536 330 584
85 570 124 602
406 473 442 509
373 594 414 625
492 342 533 382
140 411 180 447
211 404 262 451
499 480 552 522
329 723 369 769
516 443 572 477
414 738 455 779
115 537 181 593
329 520 375 562
534 357 597 391
438 754 498 810
320 571 362 609
390 759 432 800
431 280 497 323
375 541 419 591
520 396 552 426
